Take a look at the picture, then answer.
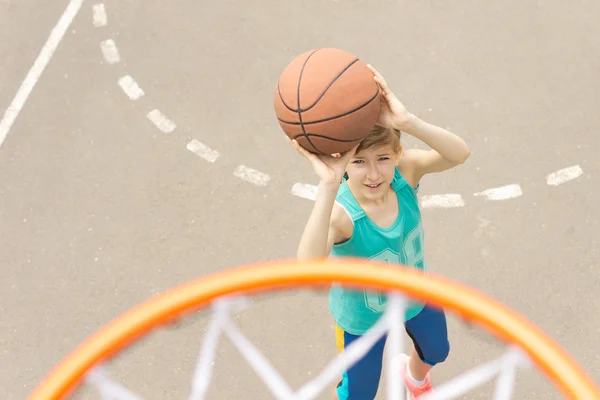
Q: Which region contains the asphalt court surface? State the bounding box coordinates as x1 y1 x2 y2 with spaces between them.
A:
1 0 599 399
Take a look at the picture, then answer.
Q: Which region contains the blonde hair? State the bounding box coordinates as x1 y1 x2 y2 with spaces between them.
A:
355 125 402 154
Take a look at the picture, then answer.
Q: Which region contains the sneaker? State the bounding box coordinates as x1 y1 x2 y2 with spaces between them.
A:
397 353 434 399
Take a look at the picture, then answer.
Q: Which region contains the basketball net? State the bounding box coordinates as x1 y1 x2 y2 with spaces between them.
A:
82 293 531 400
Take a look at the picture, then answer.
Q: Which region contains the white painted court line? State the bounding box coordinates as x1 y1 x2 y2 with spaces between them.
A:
0 0 84 148
474 184 522 201
420 194 465 209
146 109 176 133
546 165 583 186
92 3 107 27
234 165 271 186
100 39 120 64
291 184 465 209
118 75 144 100
187 139 221 163
292 183 318 201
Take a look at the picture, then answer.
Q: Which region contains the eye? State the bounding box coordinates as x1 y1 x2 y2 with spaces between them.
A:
352 160 364 164
379 157 390 161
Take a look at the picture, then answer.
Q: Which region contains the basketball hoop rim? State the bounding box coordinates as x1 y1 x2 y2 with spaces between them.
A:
28 258 600 400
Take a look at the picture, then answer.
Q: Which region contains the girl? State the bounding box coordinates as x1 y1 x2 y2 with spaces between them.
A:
292 64 470 399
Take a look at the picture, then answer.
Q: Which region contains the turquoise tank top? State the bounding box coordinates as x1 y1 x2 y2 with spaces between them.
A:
329 167 427 335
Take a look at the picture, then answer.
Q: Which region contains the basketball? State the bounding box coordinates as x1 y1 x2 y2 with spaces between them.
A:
274 48 381 155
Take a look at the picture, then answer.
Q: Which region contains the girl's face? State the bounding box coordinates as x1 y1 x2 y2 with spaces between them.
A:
345 145 400 201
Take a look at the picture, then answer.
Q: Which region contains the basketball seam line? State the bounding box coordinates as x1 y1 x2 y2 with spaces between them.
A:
277 81 296 113
303 135 322 154
301 58 360 113
276 49 321 114
276 54 361 115
295 52 366 155
297 49 321 140
292 132 365 143
277 89 379 126
280 51 373 154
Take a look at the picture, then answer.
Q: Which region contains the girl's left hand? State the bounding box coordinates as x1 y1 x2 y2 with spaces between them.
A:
367 64 412 131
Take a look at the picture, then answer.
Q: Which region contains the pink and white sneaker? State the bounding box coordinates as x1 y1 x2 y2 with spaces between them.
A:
398 353 434 399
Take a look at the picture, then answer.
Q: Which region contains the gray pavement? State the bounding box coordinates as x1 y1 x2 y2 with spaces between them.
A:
1 0 599 399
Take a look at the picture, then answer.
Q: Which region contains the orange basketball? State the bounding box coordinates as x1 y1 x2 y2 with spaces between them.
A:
274 48 381 154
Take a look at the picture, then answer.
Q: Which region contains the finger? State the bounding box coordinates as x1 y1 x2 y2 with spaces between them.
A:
294 142 325 167
291 139 313 160
367 64 387 84
375 78 392 95
366 63 380 76
289 138 301 152
291 139 306 154
374 78 393 99
368 67 394 98
341 144 360 159
376 82 396 103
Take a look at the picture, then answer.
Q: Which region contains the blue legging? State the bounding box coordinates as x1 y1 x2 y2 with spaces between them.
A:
335 304 450 400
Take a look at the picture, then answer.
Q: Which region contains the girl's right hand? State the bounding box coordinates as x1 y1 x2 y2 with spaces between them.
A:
290 139 358 186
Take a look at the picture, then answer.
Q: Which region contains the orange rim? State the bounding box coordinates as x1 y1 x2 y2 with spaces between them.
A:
28 258 600 399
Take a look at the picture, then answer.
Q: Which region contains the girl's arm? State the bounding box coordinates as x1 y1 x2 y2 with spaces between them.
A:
297 182 341 259
398 115 470 184
290 140 355 259
366 64 470 186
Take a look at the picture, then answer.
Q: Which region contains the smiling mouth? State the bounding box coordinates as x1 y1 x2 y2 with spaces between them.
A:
365 183 382 189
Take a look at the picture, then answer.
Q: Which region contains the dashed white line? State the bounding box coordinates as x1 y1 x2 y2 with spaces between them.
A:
474 184 522 201
546 165 583 186
100 39 120 64
291 184 466 209
118 75 144 100
292 183 318 201
146 109 176 133
92 3 107 27
187 139 221 163
0 0 84 148
234 166 271 186
419 194 465 209
89 2 593 211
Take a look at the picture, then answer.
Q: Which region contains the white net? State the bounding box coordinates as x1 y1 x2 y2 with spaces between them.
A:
83 292 532 400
